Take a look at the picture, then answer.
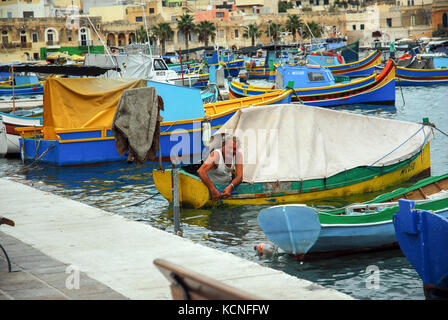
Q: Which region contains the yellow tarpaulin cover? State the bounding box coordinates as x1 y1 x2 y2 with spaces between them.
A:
70 54 85 61
43 78 146 140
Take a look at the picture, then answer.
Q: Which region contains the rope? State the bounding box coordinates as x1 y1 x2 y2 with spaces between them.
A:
369 124 426 167
397 77 405 107
423 121 448 138
285 86 304 104
125 192 161 207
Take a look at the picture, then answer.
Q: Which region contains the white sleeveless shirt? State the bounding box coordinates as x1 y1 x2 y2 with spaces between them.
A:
207 149 234 185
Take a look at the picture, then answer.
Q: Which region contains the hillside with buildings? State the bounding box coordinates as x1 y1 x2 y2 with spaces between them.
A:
0 0 446 62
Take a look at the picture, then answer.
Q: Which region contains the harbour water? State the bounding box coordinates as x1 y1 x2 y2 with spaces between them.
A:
0 85 447 300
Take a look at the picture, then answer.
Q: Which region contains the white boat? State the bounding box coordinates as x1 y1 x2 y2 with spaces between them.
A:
83 53 204 86
0 112 42 155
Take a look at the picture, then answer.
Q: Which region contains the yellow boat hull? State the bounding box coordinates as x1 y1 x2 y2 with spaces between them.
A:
153 144 431 209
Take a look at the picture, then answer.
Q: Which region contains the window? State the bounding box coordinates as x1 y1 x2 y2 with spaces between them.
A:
7 12 12 18
219 30 224 38
324 0 329 4
386 18 392 27
153 59 168 71
136 16 143 22
360 24 364 30
308 72 325 81
32 33 38 42
410 15 415 27
23 11 34 18
216 12 225 18
443 13 447 28
234 29 239 38
149 8 155 14
352 25 356 30
33 53 39 60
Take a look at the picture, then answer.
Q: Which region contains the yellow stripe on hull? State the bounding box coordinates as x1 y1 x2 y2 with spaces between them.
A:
153 144 431 209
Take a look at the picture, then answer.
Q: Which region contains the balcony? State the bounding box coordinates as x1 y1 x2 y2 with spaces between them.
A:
46 40 60 48
20 42 32 48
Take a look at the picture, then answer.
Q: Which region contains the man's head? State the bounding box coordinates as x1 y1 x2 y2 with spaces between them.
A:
221 134 238 164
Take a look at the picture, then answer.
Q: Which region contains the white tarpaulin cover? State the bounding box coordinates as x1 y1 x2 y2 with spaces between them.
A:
210 104 434 183
84 54 153 79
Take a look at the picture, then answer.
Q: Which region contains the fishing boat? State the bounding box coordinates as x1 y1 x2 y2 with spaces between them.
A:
257 173 448 260
153 103 434 209
396 66 448 86
0 111 42 156
230 59 396 107
394 199 448 299
0 75 44 96
204 48 244 78
16 78 292 166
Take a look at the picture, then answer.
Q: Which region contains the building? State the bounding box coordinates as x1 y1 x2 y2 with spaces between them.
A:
0 0 52 18
0 16 104 63
432 0 448 35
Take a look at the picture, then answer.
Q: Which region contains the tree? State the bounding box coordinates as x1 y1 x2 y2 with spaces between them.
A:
151 22 174 56
285 14 303 43
266 22 283 44
196 21 216 47
177 13 196 52
303 21 323 39
136 26 149 43
278 1 294 13
243 23 261 46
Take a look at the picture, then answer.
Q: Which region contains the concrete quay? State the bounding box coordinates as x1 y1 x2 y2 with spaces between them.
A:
0 178 353 300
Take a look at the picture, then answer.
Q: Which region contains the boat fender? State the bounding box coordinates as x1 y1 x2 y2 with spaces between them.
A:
271 84 275 89
254 243 278 257
33 86 37 90
202 122 211 147
337 53 343 64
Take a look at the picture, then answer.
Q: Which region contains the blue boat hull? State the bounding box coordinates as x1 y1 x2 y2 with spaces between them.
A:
396 67 448 86
394 200 448 299
19 110 237 166
0 86 44 95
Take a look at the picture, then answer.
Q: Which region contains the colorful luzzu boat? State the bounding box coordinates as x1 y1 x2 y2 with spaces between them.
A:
231 59 396 107
396 66 448 86
0 75 44 95
16 78 292 166
322 50 382 78
246 50 381 81
153 104 434 209
204 49 244 78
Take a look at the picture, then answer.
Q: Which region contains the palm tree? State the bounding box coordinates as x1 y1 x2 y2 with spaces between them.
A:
136 26 148 43
151 22 174 55
266 22 283 44
303 21 323 39
285 14 303 43
196 21 216 47
243 23 261 46
177 13 196 52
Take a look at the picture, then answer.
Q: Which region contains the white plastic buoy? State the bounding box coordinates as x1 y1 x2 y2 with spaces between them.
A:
254 243 278 257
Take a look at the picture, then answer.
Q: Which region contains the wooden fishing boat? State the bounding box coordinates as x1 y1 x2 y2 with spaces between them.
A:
394 199 448 299
204 49 245 78
15 78 292 166
396 66 448 86
257 174 448 259
246 49 380 80
231 59 396 107
323 50 381 77
153 104 434 209
0 111 42 156
0 75 44 95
